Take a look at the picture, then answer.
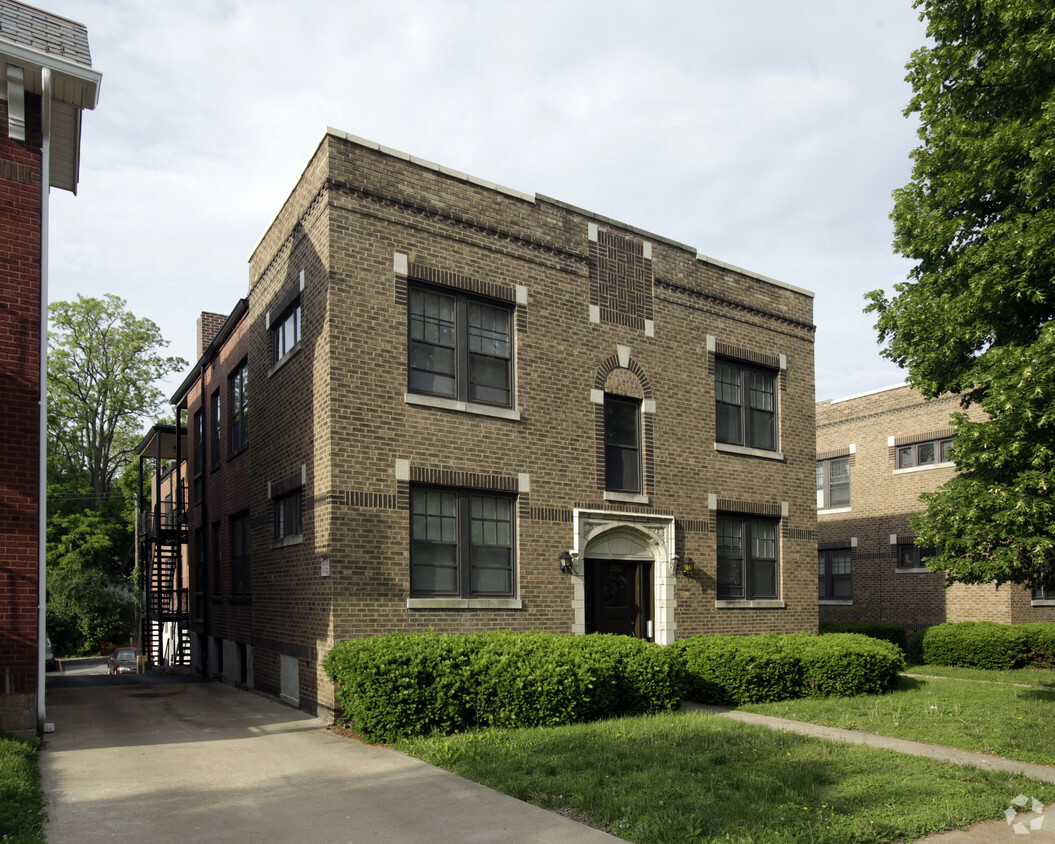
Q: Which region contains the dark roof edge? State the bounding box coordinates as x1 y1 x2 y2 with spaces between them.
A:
170 298 249 406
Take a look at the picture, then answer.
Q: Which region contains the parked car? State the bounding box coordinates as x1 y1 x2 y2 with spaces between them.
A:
107 647 138 675
45 636 57 672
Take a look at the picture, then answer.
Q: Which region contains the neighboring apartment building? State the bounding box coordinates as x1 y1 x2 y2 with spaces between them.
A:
0 0 100 734
816 383 1055 631
174 129 819 718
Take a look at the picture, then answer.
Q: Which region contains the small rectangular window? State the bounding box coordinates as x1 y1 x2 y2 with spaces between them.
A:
604 395 641 493
716 360 776 450
408 285 513 408
410 486 514 598
717 515 779 599
274 489 303 542
210 391 221 469
211 521 222 595
897 437 953 469
230 511 250 596
193 410 204 501
897 544 937 568
273 302 302 365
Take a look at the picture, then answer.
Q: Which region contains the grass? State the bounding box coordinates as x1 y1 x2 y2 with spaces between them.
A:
0 733 45 843
398 709 1055 843
740 670 1055 765
903 663 1055 688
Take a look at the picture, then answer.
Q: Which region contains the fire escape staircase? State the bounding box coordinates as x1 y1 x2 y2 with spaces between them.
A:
141 505 190 667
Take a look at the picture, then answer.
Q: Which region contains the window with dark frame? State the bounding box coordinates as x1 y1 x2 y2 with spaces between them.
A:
1033 586 1054 601
717 515 779 600
211 521 222 595
716 360 776 450
272 301 301 365
816 456 850 509
897 543 937 568
274 489 303 542
230 511 250 596
408 285 512 407
410 486 514 598
604 394 642 493
818 548 852 599
193 410 204 501
897 437 953 469
229 361 248 454
210 390 221 469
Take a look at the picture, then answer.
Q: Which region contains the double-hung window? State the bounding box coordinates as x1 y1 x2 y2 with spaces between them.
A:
229 361 248 454
408 285 512 407
273 301 301 365
816 457 850 509
410 487 514 597
604 395 641 493
210 391 221 469
716 360 776 450
193 410 204 501
274 489 303 543
818 548 852 599
717 515 779 599
897 544 936 569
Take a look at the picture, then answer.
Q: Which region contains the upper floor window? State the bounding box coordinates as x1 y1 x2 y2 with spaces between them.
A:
604 395 641 493
897 544 937 569
229 361 248 455
273 301 301 365
193 410 204 501
818 548 852 600
716 360 776 451
408 285 512 407
717 515 779 600
210 391 221 469
897 437 952 469
816 456 850 510
410 486 514 598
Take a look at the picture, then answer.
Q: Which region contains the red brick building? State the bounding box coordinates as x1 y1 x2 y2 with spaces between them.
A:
0 0 99 734
173 130 819 718
816 384 1055 631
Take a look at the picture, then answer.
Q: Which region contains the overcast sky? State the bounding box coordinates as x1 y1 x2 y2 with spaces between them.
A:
44 0 928 402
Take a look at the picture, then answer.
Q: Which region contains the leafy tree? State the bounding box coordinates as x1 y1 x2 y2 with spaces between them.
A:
866 0 1055 588
48 294 186 506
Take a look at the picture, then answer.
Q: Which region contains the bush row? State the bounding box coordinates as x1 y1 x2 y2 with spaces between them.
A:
820 621 908 654
324 630 905 741
678 632 904 705
909 622 1055 669
323 631 684 743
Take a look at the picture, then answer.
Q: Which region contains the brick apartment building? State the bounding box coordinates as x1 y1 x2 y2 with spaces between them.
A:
816 383 1055 631
0 0 99 734
174 129 819 718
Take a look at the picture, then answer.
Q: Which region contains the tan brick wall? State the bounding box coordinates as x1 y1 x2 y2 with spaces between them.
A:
816 384 1055 629
193 131 821 716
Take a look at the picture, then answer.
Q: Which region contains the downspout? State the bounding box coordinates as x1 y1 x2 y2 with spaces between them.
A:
37 67 52 734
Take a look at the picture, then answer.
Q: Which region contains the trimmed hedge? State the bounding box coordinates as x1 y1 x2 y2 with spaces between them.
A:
323 631 684 743
821 621 908 654
680 632 904 705
911 622 1055 669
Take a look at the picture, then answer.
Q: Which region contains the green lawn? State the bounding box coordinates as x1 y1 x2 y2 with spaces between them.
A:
0 733 45 843
399 706 1055 843
740 670 1055 765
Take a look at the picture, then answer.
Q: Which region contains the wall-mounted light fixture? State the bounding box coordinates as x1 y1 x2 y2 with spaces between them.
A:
680 557 696 577
559 550 574 575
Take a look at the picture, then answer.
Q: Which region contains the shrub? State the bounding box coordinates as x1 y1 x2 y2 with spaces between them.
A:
680 632 904 704
323 631 683 743
915 622 1055 669
821 621 907 654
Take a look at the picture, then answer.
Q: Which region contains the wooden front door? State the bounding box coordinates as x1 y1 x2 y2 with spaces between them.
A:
586 559 652 639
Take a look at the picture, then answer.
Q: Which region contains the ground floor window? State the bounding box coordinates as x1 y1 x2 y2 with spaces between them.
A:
818 548 852 599
410 486 514 597
717 514 779 599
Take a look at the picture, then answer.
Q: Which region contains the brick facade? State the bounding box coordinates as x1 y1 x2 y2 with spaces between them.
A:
184 130 818 718
816 384 1055 629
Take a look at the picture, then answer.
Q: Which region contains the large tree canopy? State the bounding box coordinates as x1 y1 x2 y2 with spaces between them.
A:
866 0 1055 588
48 294 187 505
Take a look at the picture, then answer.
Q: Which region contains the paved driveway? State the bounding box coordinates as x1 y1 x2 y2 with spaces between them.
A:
42 673 620 843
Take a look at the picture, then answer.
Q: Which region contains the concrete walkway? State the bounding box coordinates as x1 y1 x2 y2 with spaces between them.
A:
41 676 620 843
686 703 1055 842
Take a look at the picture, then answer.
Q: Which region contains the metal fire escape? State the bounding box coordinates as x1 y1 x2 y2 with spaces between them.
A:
135 424 190 667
